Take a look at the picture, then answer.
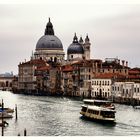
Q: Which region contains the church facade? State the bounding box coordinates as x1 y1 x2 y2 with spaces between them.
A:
34 18 91 63
67 33 91 61
34 18 65 63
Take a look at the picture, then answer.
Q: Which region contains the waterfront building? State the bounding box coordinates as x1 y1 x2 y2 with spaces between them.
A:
0 75 14 91
61 65 73 96
48 64 62 94
34 18 65 63
133 83 140 99
91 77 112 99
96 58 129 77
112 82 140 99
18 59 46 94
67 59 96 97
11 76 18 93
35 65 50 94
78 60 93 98
127 68 140 83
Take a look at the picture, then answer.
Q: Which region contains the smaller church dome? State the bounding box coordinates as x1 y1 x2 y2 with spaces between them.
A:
67 43 84 54
67 33 84 54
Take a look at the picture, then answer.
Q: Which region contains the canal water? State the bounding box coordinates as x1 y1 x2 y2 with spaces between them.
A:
0 91 140 136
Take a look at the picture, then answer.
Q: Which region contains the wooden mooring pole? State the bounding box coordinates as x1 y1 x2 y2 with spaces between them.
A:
24 128 27 136
1 99 4 136
15 104 18 120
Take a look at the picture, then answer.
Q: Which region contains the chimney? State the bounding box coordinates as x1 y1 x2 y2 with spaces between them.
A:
118 59 120 65
122 60 125 67
126 61 128 67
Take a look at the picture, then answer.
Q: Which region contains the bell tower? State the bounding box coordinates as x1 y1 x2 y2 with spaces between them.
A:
83 34 91 60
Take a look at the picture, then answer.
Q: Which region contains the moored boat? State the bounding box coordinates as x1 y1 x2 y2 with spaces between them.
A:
83 99 115 110
0 111 13 119
80 105 116 122
133 106 140 109
0 108 14 113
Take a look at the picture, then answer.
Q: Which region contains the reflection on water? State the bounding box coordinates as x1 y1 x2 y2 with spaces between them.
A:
0 91 140 136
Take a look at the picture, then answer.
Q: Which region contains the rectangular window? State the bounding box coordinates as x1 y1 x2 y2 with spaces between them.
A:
134 88 136 93
89 75 91 80
89 69 90 72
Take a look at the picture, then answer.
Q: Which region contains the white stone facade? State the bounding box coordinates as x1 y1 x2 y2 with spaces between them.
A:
91 78 112 98
112 82 140 99
67 54 83 61
34 49 65 63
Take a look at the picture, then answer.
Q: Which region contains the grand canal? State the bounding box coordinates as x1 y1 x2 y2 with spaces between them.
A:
0 91 140 136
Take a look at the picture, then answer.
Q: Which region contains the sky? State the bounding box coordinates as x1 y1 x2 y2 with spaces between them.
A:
0 0 140 74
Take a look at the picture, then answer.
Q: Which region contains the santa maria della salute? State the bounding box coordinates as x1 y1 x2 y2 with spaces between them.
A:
34 18 91 63
15 18 140 104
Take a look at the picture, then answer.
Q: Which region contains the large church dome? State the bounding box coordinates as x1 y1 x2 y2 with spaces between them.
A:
36 18 63 50
67 33 84 54
36 35 63 50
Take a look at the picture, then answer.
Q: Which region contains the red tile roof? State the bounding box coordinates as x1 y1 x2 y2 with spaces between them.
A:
129 70 140 74
62 65 73 72
19 59 47 67
94 73 126 79
37 66 50 71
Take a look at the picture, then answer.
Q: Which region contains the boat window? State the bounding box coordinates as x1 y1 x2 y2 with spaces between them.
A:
92 110 99 115
88 109 93 113
81 107 87 112
100 111 115 118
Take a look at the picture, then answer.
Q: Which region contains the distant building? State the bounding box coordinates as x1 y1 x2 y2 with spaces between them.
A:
67 33 91 61
0 76 14 91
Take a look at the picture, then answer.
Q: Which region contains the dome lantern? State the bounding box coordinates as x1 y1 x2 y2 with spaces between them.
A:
85 34 90 42
73 33 78 43
45 18 54 35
